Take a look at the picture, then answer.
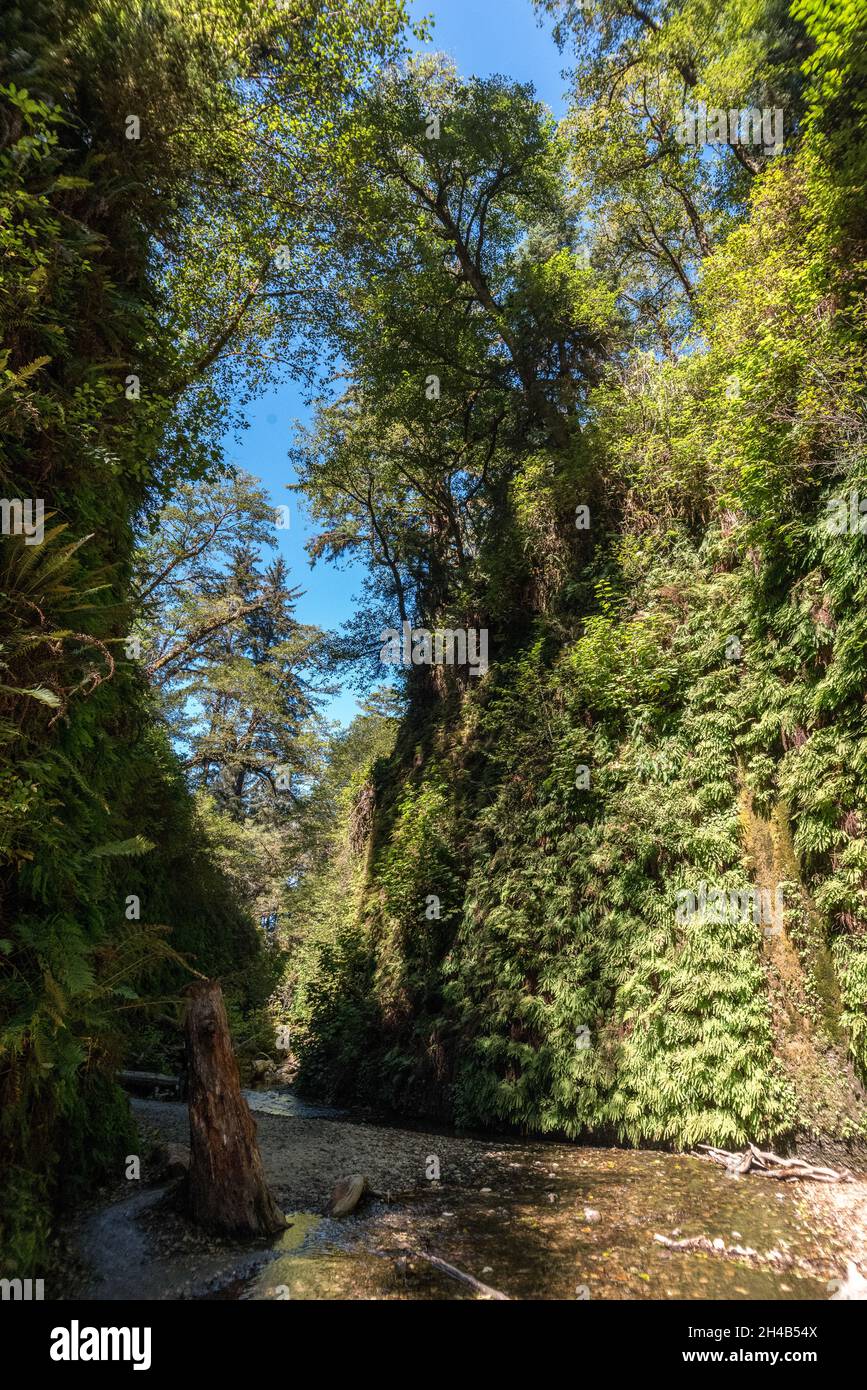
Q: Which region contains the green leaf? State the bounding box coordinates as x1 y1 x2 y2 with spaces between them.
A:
89 836 156 859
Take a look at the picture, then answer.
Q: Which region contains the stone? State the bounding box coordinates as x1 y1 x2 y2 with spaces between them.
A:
154 1142 190 1181
330 1174 369 1217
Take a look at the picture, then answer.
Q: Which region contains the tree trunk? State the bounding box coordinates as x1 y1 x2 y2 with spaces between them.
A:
183 978 285 1236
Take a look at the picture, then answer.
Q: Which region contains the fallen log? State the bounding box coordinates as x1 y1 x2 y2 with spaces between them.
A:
653 1232 830 1280
119 1069 184 1098
696 1143 851 1182
184 978 286 1237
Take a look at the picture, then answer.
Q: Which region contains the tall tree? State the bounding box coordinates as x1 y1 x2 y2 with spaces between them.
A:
293 57 617 685
534 0 813 344
0 0 414 1272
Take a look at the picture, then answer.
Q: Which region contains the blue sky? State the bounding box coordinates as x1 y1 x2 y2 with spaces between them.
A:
225 0 566 726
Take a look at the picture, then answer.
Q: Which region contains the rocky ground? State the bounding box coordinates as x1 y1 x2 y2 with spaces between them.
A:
54 1090 867 1302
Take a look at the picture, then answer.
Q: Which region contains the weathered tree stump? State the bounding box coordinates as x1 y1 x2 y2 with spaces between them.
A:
184 978 286 1236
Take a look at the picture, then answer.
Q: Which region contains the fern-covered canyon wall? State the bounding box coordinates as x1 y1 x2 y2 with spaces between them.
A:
284 0 867 1153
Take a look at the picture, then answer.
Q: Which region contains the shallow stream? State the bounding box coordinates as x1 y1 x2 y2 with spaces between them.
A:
63 1089 852 1301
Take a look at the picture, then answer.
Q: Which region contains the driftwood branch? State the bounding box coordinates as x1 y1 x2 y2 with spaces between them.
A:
696 1143 851 1183
655 1232 867 1289
654 1233 791 1266
378 1246 509 1299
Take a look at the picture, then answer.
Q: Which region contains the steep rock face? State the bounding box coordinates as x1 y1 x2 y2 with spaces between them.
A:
282 0 867 1155
739 792 866 1143
291 546 867 1150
